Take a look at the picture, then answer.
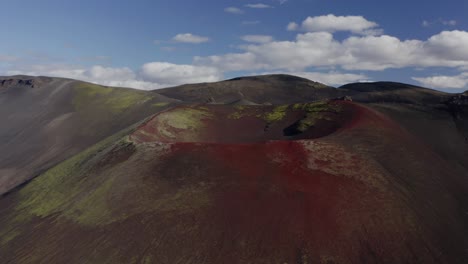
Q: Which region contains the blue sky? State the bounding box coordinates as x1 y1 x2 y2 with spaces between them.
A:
1 0 467 92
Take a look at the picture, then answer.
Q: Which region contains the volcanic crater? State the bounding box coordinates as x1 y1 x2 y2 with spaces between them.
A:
130 100 352 144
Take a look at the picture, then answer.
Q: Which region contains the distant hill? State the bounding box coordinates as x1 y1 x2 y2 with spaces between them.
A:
156 74 348 104
0 76 176 195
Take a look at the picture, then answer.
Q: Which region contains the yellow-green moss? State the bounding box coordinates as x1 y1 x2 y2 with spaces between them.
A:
73 83 152 113
157 107 213 139
73 83 114 109
0 229 21 246
263 104 289 123
13 128 133 223
228 111 244 119
105 90 151 113
142 255 153 264
234 105 246 111
64 174 117 225
152 102 170 108
228 105 262 120
293 101 342 132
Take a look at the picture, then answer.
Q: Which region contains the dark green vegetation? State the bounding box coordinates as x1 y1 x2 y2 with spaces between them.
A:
0 74 467 263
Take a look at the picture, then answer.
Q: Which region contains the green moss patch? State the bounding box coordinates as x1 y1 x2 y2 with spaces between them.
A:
292 101 342 132
13 129 133 224
156 106 213 140
263 105 289 123
152 102 170 108
73 83 151 113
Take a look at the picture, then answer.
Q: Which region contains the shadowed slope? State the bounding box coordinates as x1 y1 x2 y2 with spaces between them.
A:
0 76 176 195
1 101 467 263
339 81 450 104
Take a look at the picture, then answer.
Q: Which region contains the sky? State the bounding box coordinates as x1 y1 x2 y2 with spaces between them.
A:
0 0 467 92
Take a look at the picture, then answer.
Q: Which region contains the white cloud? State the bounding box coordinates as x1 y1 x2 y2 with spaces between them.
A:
173 33 210 44
412 72 468 89
263 71 369 86
245 3 273 8
195 30 468 72
7 63 222 90
140 62 222 85
224 7 244 14
287 22 299 31
299 14 381 35
242 20 260 25
442 20 457 26
425 30 468 60
241 35 273 43
422 19 457 27
195 52 266 72
6 65 148 87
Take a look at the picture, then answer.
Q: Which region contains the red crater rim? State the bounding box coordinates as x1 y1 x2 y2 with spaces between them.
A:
130 101 354 144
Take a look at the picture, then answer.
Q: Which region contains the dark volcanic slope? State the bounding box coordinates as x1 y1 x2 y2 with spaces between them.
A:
340 81 468 175
1 102 467 263
0 76 175 195
340 81 450 104
156 74 349 104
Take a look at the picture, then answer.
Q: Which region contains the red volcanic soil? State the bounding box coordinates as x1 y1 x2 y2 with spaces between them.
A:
1 101 467 263
128 102 467 262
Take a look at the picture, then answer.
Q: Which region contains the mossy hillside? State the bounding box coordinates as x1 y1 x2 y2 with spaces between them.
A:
157 106 214 140
293 101 342 132
73 83 152 113
228 105 248 119
228 105 263 120
229 102 341 126
5 111 212 228
11 127 135 225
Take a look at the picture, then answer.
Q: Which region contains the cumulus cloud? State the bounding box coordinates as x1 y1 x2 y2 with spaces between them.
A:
241 35 274 43
422 19 457 27
6 65 152 88
245 3 273 8
425 30 468 60
173 33 210 44
412 72 468 89
442 20 457 26
7 63 222 90
297 14 382 35
195 30 468 72
140 62 222 85
287 22 299 31
224 7 244 14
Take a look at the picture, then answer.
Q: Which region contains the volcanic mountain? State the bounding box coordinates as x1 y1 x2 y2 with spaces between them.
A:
0 75 467 263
